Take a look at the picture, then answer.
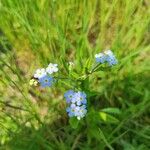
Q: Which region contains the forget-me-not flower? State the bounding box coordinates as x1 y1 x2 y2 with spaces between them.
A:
34 68 47 79
73 91 87 106
46 63 58 74
64 90 87 120
95 53 106 63
66 104 76 117
104 50 118 66
39 75 54 87
76 105 87 120
64 90 75 103
66 104 87 120
95 50 118 66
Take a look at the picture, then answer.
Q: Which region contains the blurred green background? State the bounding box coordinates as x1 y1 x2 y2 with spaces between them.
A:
0 0 150 149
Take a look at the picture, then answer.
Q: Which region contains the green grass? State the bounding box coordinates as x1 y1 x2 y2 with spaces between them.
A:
0 0 150 149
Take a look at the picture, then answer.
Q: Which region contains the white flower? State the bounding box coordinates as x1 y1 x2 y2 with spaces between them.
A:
68 61 74 70
34 68 47 79
69 62 74 66
104 50 113 56
46 63 58 74
95 53 104 58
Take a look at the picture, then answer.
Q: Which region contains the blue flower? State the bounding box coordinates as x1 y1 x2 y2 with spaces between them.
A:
95 53 106 63
64 90 75 103
104 50 118 66
66 104 76 117
95 50 118 66
64 90 87 120
66 104 87 120
106 55 118 66
39 75 54 87
76 105 87 120
73 91 87 106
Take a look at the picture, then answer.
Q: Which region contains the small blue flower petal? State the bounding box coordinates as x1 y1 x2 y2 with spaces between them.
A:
76 105 87 120
95 53 106 63
64 90 75 103
73 91 87 106
39 75 54 87
106 56 118 66
104 50 118 66
95 50 118 66
66 104 76 117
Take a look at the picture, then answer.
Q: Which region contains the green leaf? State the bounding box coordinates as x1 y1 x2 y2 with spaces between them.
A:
83 58 91 73
99 128 114 150
69 117 79 129
101 108 121 115
88 126 101 140
99 112 119 124
70 71 79 79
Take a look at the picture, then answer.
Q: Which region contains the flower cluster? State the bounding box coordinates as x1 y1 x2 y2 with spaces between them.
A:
64 90 87 120
30 50 118 122
95 50 118 66
33 63 58 87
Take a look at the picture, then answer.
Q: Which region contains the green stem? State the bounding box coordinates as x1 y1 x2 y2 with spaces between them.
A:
90 63 101 73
